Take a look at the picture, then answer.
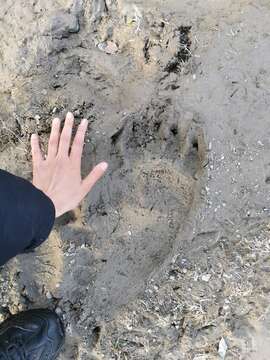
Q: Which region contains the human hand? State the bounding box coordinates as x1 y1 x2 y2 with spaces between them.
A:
31 112 108 218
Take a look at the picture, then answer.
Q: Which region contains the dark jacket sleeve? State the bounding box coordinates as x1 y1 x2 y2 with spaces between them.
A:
0 169 55 266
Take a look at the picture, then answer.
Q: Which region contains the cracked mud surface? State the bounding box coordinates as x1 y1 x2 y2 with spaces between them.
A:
1 0 270 359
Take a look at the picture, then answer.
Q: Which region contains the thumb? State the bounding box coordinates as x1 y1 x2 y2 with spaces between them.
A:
82 162 108 195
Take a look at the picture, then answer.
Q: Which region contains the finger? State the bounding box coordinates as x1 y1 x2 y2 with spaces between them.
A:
70 118 88 162
58 112 74 156
31 134 44 165
82 162 108 195
48 118 61 159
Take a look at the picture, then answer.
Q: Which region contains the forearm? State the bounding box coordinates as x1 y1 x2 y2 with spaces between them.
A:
0 169 55 266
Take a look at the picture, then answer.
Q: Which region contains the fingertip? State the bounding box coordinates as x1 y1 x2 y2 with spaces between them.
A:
31 133 38 142
52 117 61 126
66 111 74 121
81 118 88 127
99 162 108 171
31 133 43 161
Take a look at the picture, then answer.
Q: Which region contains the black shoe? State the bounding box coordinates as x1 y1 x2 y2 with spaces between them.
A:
0 309 65 359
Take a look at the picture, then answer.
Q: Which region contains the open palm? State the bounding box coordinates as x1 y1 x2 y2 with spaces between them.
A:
31 112 108 217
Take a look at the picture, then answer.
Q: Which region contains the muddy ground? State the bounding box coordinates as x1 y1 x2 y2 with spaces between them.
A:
1 0 270 359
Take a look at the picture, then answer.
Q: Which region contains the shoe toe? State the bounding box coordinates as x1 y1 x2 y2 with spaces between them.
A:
0 309 65 359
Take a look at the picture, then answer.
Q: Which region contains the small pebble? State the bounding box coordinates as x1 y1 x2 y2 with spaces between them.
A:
55 307 62 316
98 41 118 55
201 274 211 282
46 291 52 299
74 109 81 116
34 115 40 125
218 337 228 359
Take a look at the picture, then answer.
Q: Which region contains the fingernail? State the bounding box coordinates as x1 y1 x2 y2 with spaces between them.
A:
81 118 88 126
53 117 60 125
100 162 108 171
66 112 74 120
31 134 38 140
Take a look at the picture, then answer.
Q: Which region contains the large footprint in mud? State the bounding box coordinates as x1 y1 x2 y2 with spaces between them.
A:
83 161 194 319
58 102 207 339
